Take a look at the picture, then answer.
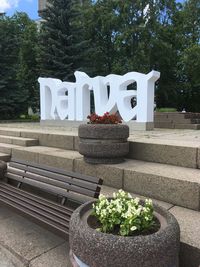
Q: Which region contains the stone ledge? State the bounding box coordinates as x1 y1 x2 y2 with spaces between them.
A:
169 206 200 267
128 140 198 168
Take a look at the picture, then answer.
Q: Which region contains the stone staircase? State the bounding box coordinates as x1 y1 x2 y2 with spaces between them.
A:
155 112 200 129
0 125 199 266
0 132 39 162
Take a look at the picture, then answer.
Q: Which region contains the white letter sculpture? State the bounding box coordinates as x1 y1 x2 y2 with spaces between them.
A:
38 70 160 123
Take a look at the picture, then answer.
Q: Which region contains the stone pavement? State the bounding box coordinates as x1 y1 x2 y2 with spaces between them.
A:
0 122 200 142
0 206 71 267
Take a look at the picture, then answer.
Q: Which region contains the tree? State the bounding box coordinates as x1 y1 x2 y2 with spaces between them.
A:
0 13 39 119
39 0 90 81
0 16 19 119
175 0 200 111
15 13 39 113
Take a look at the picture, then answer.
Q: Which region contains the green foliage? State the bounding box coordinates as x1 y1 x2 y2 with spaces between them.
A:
39 0 91 81
20 114 40 121
83 0 200 111
0 13 39 119
16 13 39 113
0 16 19 119
156 108 177 112
92 190 154 236
2 0 199 118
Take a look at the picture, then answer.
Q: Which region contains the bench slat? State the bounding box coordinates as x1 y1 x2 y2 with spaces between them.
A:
0 196 69 235
7 168 100 198
9 162 99 191
0 183 74 215
0 157 103 237
10 159 103 185
0 190 69 228
0 186 72 221
6 173 91 204
6 169 99 197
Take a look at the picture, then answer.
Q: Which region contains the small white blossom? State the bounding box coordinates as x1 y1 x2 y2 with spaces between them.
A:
130 226 137 231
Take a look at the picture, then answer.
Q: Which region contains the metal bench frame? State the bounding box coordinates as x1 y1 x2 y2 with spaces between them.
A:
0 159 103 237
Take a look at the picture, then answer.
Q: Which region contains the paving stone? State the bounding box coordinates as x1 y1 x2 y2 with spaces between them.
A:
170 206 200 267
174 124 199 130
12 147 39 163
0 143 21 155
12 146 61 163
38 133 74 150
0 135 38 146
0 244 25 267
123 160 200 210
198 148 200 169
0 128 21 137
74 136 79 151
0 206 16 221
170 206 200 249
38 150 82 171
128 139 198 168
74 158 124 188
19 131 41 139
29 242 71 267
154 122 175 129
21 132 74 149
0 208 64 261
0 152 10 162
101 185 174 210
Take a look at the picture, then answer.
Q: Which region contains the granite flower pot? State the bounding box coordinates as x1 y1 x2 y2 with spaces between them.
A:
69 200 180 267
78 124 129 164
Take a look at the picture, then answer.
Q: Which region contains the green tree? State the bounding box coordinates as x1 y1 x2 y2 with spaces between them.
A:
15 13 39 113
39 0 90 81
175 0 200 111
0 16 19 119
0 13 39 119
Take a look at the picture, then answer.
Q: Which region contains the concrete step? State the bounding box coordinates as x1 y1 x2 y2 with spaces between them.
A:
0 127 76 150
155 122 200 129
0 135 38 147
0 143 22 155
170 206 200 267
0 152 10 162
102 185 200 267
0 127 198 169
12 146 82 171
154 112 200 129
0 128 21 137
174 124 200 130
128 138 200 169
12 146 200 211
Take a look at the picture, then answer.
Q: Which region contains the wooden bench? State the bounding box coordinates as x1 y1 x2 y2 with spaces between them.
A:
0 158 103 237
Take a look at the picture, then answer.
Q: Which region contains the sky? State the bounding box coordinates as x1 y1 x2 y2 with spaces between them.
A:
0 0 39 20
0 0 185 21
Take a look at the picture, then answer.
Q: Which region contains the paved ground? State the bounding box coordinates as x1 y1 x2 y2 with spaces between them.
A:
0 206 71 267
0 122 200 143
0 122 199 266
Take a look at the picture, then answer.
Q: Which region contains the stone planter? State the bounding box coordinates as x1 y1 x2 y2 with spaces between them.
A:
69 200 180 267
78 124 129 164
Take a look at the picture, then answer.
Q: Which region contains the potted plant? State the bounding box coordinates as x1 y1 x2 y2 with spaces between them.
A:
69 190 180 267
78 112 129 164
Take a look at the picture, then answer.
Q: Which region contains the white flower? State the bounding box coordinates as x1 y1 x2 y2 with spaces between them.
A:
131 226 137 231
133 197 140 205
145 199 153 206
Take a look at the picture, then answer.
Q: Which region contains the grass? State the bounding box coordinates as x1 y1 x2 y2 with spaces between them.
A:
156 108 177 113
